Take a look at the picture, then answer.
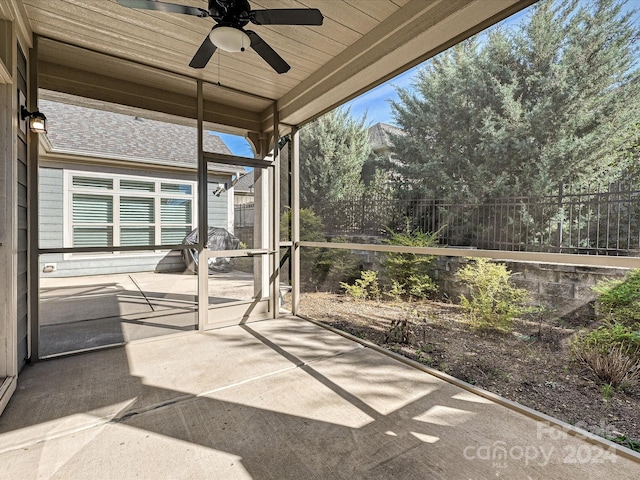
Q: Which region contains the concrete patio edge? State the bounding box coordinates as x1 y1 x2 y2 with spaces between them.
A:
0 377 17 417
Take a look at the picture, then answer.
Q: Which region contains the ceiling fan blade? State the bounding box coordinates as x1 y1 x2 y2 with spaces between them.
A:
246 30 290 74
250 9 323 26
189 35 217 69
117 0 209 17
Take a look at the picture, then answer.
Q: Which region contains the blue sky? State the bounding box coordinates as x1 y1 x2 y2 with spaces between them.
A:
344 0 640 127
342 3 535 127
215 132 255 157
343 67 417 127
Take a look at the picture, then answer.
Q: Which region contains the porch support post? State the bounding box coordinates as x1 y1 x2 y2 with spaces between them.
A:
271 105 280 318
291 126 300 315
197 80 208 330
28 34 39 361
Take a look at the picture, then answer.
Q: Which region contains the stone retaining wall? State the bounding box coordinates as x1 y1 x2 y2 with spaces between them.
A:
337 238 630 320
433 257 629 320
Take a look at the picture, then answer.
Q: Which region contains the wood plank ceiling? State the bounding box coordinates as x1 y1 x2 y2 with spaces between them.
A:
17 0 536 135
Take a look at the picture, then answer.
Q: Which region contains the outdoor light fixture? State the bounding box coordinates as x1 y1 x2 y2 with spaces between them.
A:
209 26 250 52
21 106 47 134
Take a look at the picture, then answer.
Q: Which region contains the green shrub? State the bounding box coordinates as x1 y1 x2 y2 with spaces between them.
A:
281 209 360 291
385 280 406 301
383 222 439 300
341 270 381 301
571 323 640 389
592 270 640 326
280 208 325 242
456 257 530 332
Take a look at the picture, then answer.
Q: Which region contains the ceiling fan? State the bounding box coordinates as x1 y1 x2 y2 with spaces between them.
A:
117 0 323 74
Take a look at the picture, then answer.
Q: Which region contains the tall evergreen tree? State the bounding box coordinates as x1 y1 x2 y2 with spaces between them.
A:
389 0 640 202
299 108 372 208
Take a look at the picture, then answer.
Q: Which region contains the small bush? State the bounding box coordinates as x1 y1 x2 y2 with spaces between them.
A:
341 270 381 301
281 209 360 291
386 308 420 344
383 222 439 300
592 270 640 326
385 280 406 301
456 257 530 332
571 323 640 389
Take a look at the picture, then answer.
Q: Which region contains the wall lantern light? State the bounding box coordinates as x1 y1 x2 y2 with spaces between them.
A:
21 106 48 134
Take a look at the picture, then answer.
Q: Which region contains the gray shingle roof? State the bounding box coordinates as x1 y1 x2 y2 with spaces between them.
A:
40 100 239 173
368 122 404 153
234 170 254 192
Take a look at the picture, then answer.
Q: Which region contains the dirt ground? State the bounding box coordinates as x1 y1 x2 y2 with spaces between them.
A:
295 292 640 450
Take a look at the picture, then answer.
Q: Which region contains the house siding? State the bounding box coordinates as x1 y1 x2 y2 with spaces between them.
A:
208 180 229 231
38 167 63 249
16 47 28 367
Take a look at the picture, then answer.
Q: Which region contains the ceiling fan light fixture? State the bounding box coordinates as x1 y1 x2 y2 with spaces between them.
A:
209 26 250 52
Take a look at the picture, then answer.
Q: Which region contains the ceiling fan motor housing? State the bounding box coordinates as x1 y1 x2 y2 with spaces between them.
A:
209 0 251 26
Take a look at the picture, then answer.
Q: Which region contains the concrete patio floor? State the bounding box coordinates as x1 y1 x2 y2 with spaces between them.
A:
1 316 639 479
38 271 257 357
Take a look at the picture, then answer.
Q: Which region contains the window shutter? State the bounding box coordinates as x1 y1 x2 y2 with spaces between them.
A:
161 183 192 195
121 180 155 192
73 177 113 189
121 227 154 246
120 197 154 223
72 194 114 246
72 194 113 223
161 198 191 224
73 227 113 247
120 197 154 245
161 226 191 244
161 198 192 244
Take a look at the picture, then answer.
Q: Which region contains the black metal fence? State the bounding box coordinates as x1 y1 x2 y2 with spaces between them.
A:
314 179 640 256
234 203 254 246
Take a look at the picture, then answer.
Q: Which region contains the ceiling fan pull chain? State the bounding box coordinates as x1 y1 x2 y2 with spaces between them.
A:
217 50 221 86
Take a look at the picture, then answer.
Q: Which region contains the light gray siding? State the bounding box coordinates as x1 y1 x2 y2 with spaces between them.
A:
39 167 63 249
42 251 186 277
16 48 28 367
208 175 229 230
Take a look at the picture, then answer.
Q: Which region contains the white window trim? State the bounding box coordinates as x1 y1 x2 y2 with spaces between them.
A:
63 170 198 259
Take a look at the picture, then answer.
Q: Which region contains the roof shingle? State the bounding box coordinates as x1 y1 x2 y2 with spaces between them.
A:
41 99 239 173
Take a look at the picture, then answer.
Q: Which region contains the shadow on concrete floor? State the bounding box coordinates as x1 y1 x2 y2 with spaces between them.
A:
38 271 256 356
2 316 639 479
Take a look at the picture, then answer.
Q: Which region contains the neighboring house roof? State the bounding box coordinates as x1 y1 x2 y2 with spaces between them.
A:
234 170 254 193
40 99 240 174
368 122 404 154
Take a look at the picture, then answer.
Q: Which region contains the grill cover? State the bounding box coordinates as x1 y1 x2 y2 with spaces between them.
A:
182 227 241 274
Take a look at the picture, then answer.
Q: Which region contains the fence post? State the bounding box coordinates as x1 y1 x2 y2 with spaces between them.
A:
361 191 366 235
557 182 564 252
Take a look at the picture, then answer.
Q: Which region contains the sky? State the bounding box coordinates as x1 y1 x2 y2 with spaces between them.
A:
343 67 417 127
215 132 255 157
342 3 534 127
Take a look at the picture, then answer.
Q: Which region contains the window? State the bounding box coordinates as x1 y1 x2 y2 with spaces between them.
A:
67 172 196 249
